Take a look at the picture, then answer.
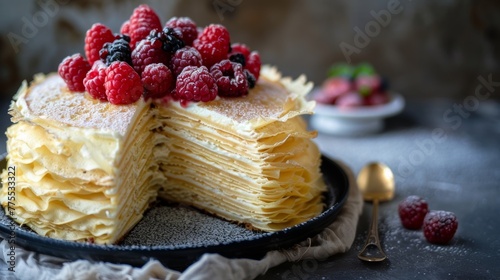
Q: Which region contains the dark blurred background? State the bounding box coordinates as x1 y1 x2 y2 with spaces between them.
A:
1 0 500 102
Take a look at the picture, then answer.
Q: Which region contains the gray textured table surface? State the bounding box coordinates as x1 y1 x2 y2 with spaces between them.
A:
257 99 500 280
0 98 498 279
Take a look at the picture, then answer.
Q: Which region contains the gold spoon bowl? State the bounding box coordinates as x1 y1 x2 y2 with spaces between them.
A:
357 162 395 262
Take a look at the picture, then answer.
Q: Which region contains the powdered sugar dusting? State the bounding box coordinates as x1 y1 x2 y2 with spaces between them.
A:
23 74 138 136
199 78 288 123
371 211 469 257
121 204 263 247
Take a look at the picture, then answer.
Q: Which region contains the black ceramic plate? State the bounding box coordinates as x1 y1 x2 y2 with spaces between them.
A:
0 155 349 271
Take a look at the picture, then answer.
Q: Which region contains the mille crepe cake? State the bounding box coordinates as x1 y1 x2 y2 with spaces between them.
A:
0 5 326 244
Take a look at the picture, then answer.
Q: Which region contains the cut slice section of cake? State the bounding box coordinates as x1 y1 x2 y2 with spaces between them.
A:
157 67 326 230
1 74 167 244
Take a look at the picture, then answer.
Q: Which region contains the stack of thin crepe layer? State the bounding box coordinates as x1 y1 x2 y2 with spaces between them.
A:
0 74 167 244
157 67 326 231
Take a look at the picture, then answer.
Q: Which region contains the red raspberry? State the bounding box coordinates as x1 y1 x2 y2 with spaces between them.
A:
170 46 203 77
104 61 143 104
84 23 116 66
83 61 107 101
120 20 130 35
245 51 261 80
175 66 217 102
131 39 170 75
229 43 250 58
423 211 458 244
165 17 198 46
128 4 162 49
228 43 261 80
210 60 248 97
398 195 429 229
193 24 230 67
58 53 91 92
141 63 173 99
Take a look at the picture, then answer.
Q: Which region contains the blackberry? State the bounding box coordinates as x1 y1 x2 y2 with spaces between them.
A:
245 70 256 89
229 53 245 66
100 37 133 66
148 28 185 54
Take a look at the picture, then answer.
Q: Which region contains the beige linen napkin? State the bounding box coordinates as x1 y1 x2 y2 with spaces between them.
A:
0 161 363 280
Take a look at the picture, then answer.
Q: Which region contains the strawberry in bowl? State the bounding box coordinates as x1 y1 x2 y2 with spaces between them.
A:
310 63 404 136
314 63 390 109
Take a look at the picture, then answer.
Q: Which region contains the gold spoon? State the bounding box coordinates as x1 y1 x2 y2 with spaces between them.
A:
357 162 395 262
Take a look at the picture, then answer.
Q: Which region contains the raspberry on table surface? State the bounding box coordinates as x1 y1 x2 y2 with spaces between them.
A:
398 195 429 230
423 210 458 244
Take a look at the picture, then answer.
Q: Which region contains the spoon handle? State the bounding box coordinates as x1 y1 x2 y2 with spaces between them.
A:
358 199 387 262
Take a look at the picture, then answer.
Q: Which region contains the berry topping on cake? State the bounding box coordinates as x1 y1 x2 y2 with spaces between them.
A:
83 61 107 101
398 195 429 229
194 24 230 67
423 210 458 244
176 66 218 102
100 36 133 66
245 70 256 89
210 60 248 97
165 17 198 46
228 43 261 80
131 38 170 75
85 23 116 65
105 61 143 105
128 4 162 49
58 5 263 105
229 43 251 58
147 28 185 54
170 46 203 77
245 51 261 81
120 20 130 35
142 63 173 99
229 53 246 66
58 53 91 92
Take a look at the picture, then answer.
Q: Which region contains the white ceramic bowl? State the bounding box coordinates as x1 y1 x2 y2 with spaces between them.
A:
310 93 405 136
